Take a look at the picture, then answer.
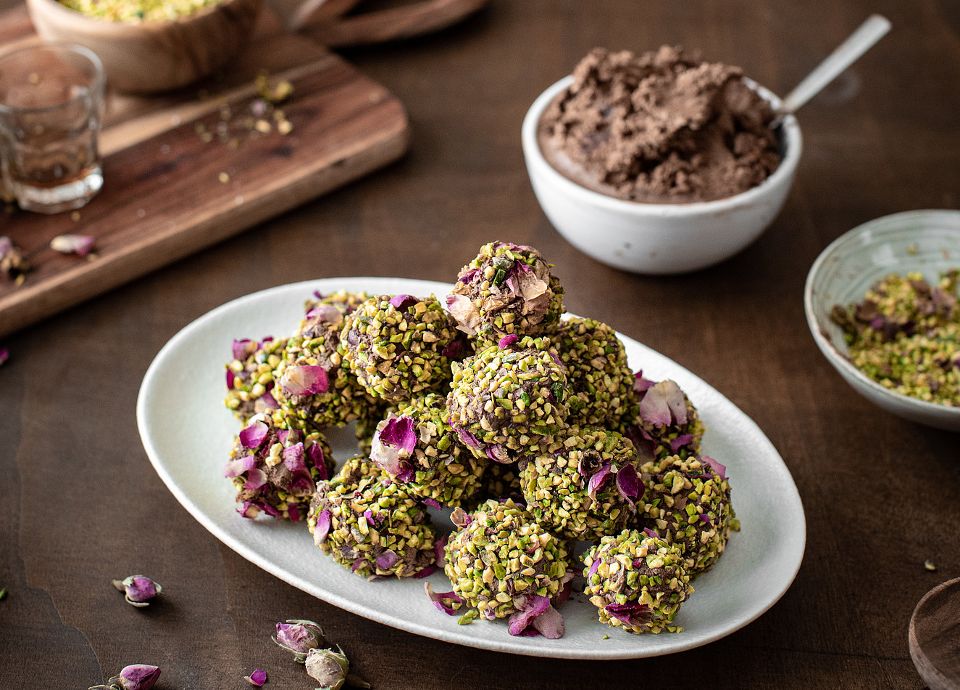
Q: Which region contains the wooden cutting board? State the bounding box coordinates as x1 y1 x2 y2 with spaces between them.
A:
0 7 409 338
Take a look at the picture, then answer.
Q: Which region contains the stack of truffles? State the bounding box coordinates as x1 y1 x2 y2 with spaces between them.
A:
222 241 739 639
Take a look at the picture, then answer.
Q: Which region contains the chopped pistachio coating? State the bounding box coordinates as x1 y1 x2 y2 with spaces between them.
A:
520 427 642 540
224 337 286 421
444 499 569 620
272 297 378 430
372 393 485 506
583 530 693 634
637 455 737 575
554 317 637 428
830 270 959 406
447 242 564 346
339 295 464 403
628 377 704 461
307 456 438 579
447 336 569 463
227 415 335 522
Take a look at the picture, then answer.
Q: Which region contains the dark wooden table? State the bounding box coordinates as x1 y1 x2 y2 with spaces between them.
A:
2 1 959 687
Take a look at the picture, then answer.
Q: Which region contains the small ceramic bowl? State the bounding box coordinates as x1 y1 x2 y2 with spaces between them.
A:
521 76 802 275
804 210 960 431
26 0 262 94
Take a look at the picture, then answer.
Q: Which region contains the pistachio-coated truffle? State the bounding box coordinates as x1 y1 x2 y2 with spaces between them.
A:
583 530 693 634
339 294 466 403
272 299 377 430
307 456 438 579
520 427 643 540
444 499 570 620
447 336 569 463
628 376 704 460
446 242 564 346
637 454 737 575
226 414 335 522
370 393 485 507
224 336 286 420
554 317 636 428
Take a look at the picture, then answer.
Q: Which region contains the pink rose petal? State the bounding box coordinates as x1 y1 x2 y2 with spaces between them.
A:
50 233 96 257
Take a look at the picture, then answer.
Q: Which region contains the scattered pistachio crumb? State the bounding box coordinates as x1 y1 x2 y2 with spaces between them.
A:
906 243 919 256
0 587 7 600
601 634 609 640
218 172 230 184
70 211 81 222
924 559 937 572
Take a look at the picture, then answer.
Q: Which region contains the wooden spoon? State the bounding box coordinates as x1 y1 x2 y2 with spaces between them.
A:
909 576 960 690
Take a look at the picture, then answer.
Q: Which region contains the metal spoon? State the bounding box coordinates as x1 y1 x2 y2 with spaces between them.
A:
773 14 891 127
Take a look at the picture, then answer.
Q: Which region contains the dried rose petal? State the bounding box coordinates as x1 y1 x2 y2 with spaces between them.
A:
224 454 257 478
588 558 600 576
452 424 481 449
370 416 417 479
445 294 481 335
0 347 8 367
375 550 399 570
232 338 254 361
422 498 441 510
308 444 329 480
315 509 332 542
633 370 655 393
111 575 161 607
433 533 448 565
238 501 261 519
497 334 519 349
638 380 688 427
642 527 659 539
389 294 418 311
587 462 612 499
605 601 649 626
484 444 510 463
670 433 695 452
701 455 727 480
424 582 463 616
507 594 549 635
239 420 269 449
243 668 267 686
615 464 640 503
413 565 437 578
279 365 329 396
244 468 268 490
50 233 96 257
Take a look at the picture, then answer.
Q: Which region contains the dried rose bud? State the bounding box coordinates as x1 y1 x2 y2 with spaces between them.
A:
272 619 326 663
88 664 161 690
304 647 349 690
112 575 162 607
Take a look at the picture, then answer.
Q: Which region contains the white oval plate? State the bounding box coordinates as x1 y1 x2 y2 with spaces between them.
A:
137 277 805 660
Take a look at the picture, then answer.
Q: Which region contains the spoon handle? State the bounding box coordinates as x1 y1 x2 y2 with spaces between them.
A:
780 14 891 115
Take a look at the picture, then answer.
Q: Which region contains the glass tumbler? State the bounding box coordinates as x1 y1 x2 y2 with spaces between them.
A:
0 43 105 214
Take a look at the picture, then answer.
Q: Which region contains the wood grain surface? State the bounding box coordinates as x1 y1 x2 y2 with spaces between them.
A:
0 7 409 337
1 1 959 688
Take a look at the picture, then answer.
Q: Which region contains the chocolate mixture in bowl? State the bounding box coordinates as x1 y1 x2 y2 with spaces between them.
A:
538 46 782 204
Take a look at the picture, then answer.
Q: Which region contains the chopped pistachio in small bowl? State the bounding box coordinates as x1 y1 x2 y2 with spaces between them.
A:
804 210 960 431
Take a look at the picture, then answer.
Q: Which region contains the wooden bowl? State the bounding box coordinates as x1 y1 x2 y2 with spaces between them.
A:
26 0 262 94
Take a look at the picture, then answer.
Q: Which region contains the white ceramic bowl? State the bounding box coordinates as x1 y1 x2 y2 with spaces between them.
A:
804 210 960 431
522 76 802 274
